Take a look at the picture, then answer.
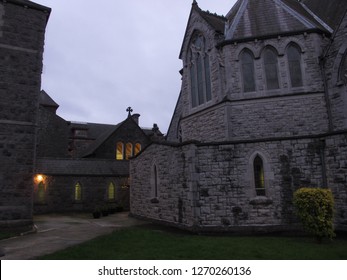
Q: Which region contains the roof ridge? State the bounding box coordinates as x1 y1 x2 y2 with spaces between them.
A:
299 1 333 33
273 0 315 29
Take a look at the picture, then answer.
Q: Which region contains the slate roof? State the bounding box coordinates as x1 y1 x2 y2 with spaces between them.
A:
225 0 331 42
36 158 129 176
79 122 122 158
40 90 59 109
301 0 347 30
195 7 226 35
7 0 51 13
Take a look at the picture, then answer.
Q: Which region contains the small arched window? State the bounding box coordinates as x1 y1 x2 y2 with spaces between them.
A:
108 182 115 200
241 49 256 92
253 156 265 196
74 182 82 201
125 143 133 160
287 44 303 87
116 142 124 160
264 47 279 90
189 33 212 108
134 143 141 155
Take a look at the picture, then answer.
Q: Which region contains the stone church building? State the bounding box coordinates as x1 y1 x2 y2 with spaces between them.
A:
130 0 347 233
0 0 162 231
1 0 347 234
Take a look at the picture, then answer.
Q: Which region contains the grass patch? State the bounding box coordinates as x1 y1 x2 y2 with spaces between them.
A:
38 226 347 260
0 232 16 240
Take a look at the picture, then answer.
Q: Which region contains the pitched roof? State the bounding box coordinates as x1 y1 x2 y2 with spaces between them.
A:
301 0 347 30
40 90 59 109
225 0 331 42
79 117 152 158
179 2 226 59
195 6 226 35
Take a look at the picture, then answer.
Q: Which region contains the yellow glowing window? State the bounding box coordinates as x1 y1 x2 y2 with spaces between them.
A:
134 143 141 155
74 182 82 201
125 143 133 160
108 182 115 200
116 142 124 160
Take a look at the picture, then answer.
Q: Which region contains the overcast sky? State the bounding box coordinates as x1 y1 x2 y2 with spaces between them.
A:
37 0 236 133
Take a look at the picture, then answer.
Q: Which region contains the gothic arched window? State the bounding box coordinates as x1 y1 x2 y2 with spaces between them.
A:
264 47 279 90
134 143 141 155
125 143 133 160
74 182 82 201
189 33 212 108
241 49 256 92
116 142 124 160
108 182 115 201
254 155 265 196
287 44 303 87
152 164 158 198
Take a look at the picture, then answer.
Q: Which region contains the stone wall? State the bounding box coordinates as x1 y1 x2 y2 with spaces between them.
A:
0 1 50 230
130 133 347 232
324 8 347 131
227 93 328 140
37 106 69 158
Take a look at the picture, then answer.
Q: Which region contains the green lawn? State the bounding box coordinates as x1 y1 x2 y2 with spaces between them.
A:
39 225 347 260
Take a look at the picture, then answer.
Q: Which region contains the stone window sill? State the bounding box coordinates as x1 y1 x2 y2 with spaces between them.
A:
249 196 273 206
150 197 159 204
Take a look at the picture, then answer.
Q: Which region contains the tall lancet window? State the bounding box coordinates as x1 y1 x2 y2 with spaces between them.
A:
241 49 256 92
264 47 279 90
189 33 212 108
254 155 265 196
287 44 303 87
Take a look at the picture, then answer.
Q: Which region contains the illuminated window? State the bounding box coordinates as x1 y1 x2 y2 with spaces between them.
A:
37 182 46 204
116 142 124 160
125 143 133 160
241 49 256 92
287 44 303 87
134 143 141 155
189 33 212 108
264 47 279 90
254 156 265 196
108 182 115 200
74 182 82 201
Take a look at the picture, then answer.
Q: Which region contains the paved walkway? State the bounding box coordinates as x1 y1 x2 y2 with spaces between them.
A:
0 212 148 260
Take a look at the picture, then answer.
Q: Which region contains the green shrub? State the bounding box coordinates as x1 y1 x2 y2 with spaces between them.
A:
293 188 335 242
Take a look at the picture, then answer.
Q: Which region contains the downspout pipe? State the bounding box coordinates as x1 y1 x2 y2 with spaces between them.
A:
319 56 334 133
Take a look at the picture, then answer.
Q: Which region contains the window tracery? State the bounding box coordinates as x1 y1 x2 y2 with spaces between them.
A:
189 33 212 108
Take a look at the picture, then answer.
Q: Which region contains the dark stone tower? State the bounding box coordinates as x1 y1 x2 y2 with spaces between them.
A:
0 0 50 231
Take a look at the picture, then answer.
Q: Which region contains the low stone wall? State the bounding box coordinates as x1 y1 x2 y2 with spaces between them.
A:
130 133 347 232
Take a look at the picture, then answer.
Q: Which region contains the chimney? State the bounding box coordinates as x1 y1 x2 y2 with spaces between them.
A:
132 113 140 125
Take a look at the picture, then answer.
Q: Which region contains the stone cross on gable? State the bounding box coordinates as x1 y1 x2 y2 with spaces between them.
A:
126 106 133 117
